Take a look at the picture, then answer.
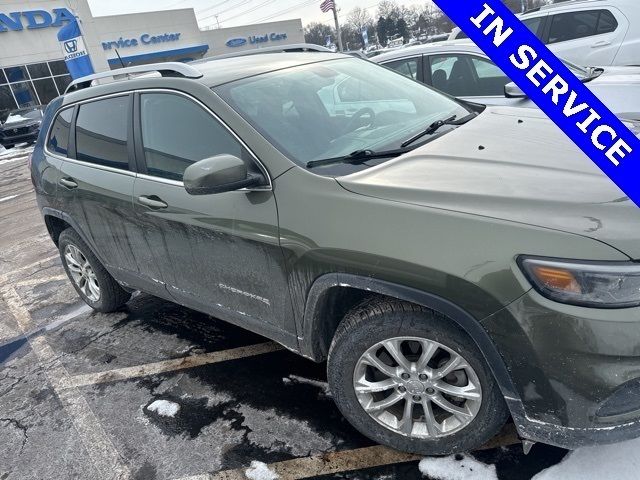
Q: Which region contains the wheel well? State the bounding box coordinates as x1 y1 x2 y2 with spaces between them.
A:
311 287 389 361
44 215 71 246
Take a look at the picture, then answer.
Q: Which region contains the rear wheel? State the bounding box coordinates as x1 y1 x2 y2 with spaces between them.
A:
58 229 131 312
327 298 508 455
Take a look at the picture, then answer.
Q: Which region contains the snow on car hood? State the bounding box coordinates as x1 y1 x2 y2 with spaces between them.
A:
337 107 640 259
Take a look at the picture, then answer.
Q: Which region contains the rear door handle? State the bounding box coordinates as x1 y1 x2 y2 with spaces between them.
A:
59 177 78 189
138 195 168 209
591 40 611 48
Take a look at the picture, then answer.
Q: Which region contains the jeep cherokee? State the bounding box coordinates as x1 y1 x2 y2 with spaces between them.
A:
31 53 640 455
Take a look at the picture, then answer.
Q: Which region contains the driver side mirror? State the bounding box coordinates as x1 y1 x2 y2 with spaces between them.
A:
504 82 527 99
183 154 262 195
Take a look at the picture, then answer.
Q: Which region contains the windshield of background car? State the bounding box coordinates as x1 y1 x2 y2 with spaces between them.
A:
215 58 470 167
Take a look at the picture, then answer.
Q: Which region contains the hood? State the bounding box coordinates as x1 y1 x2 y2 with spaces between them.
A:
1 116 41 130
592 66 640 85
337 107 640 259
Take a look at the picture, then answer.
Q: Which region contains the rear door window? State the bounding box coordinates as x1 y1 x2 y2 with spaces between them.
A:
47 107 73 156
548 10 617 44
75 96 130 170
139 93 244 181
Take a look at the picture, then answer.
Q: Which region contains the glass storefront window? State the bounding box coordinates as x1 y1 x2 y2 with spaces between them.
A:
48 60 69 76
54 75 72 94
33 78 59 104
10 82 38 107
27 63 51 79
1 60 71 110
0 85 17 116
4 66 29 83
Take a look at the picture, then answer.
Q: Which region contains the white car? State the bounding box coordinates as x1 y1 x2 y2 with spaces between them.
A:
450 0 639 66
372 41 640 119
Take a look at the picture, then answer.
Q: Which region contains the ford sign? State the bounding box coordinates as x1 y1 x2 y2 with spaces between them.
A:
226 37 247 48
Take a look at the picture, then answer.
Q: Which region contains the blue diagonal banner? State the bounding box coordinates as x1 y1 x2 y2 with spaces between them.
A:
432 0 640 207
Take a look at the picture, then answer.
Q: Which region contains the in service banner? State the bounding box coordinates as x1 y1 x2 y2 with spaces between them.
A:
57 17 94 80
433 1 639 206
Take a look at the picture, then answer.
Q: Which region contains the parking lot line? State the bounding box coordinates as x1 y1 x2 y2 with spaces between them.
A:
61 342 284 389
14 273 68 287
0 277 132 480
178 426 521 480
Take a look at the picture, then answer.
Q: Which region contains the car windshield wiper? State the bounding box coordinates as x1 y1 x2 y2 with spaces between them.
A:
306 147 412 169
400 112 477 148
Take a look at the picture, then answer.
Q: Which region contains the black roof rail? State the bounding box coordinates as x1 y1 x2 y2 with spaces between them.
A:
64 62 202 93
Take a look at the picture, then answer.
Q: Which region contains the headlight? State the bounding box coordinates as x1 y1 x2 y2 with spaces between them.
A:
518 256 640 308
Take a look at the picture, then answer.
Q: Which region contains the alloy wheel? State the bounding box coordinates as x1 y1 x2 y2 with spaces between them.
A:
353 336 482 438
64 244 101 302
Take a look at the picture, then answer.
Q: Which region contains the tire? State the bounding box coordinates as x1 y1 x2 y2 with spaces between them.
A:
327 298 509 455
58 228 131 313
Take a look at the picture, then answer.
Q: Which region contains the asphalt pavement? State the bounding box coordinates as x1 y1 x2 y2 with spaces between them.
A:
0 146 568 479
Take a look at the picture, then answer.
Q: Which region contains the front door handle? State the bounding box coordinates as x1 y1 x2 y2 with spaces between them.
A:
138 195 168 209
59 177 78 189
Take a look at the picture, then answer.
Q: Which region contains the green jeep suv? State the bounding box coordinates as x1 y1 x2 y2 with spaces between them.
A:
31 53 640 455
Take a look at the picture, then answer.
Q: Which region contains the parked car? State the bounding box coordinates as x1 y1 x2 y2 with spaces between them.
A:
519 0 637 66
449 0 639 66
0 106 43 148
373 42 640 119
33 55 640 456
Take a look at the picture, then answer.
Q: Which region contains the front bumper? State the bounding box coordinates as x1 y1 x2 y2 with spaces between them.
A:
483 289 640 448
1 127 40 146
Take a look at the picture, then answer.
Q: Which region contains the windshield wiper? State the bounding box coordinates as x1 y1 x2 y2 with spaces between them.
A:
400 112 477 148
306 147 411 169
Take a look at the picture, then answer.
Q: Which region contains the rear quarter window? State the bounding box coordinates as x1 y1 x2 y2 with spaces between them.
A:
47 107 73 156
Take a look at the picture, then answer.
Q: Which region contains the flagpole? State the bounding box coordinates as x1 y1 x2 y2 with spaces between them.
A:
332 2 344 52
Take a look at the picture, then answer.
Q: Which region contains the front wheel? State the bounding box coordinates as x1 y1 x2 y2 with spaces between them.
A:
58 228 131 312
327 299 508 455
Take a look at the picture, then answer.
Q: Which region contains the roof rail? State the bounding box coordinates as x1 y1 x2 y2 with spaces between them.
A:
538 0 606 11
64 62 202 94
190 43 333 63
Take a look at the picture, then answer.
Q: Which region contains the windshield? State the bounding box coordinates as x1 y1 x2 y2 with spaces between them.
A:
215 58 470 166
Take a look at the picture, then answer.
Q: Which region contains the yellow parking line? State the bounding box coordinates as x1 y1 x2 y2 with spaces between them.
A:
177 426 520 480
62 342 284 389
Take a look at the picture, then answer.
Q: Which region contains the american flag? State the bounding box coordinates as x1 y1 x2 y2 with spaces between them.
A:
320 0 335 13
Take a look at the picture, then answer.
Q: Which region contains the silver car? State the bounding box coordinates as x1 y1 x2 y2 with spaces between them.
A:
372 41 640 119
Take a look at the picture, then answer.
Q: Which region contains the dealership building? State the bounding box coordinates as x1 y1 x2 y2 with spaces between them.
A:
0 0 304 113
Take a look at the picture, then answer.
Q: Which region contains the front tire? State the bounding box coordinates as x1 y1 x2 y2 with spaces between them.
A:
327 298 508 455
58 228 131 312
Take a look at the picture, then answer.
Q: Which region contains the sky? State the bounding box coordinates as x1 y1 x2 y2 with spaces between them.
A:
86 0 427 30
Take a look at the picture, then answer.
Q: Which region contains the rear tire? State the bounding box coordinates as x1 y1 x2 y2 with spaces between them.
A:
327 298 508 455
58 228 131 312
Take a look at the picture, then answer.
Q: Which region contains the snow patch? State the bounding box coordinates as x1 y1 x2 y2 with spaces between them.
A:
418 454 497 480
147 399 180 417
533 437 640 480
245 460 279 480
